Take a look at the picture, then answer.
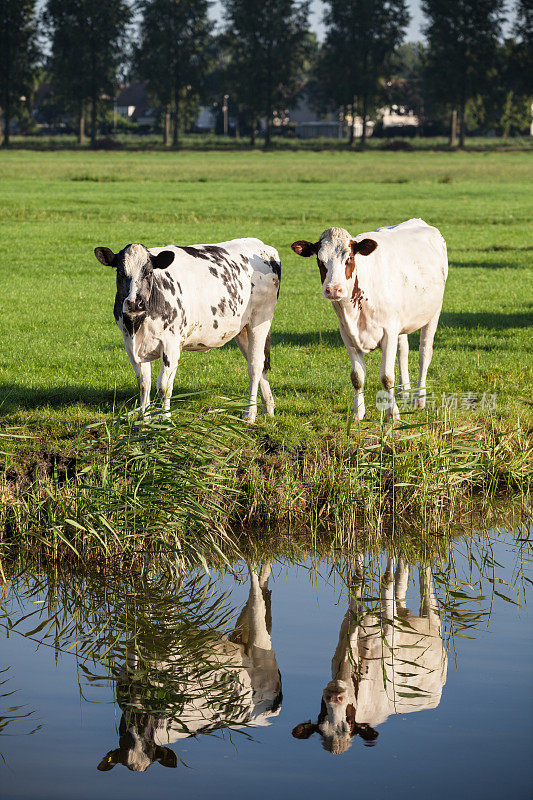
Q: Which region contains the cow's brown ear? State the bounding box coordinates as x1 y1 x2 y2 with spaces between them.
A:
292 721 318 739
97 749 120 770
351 238 378 257
94 247 117 267
291 240 319 257
152 250 175 270
355 723 379 742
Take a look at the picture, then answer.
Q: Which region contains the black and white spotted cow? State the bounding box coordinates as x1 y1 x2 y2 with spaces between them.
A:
94 239 281 421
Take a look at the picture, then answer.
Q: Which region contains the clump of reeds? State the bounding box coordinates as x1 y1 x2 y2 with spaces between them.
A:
1 397 247 571
1 399 530 571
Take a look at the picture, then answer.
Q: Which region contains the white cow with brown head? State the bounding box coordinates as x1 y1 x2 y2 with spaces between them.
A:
292 219 448 420
292 557 448 754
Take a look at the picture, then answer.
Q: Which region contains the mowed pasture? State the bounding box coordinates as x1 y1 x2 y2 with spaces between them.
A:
0 148 531 459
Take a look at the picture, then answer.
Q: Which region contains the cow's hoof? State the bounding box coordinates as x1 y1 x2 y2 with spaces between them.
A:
352 410 366 423
243 412 257 424
416 397 426 410
263 405 276 417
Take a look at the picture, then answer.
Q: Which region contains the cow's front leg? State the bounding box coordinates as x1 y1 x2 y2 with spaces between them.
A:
157 347 180 418
130 361 151 418
124 339 151 418
379 330 400 421
349 349 366 421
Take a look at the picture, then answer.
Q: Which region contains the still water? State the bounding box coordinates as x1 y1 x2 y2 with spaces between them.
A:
1 529 532 800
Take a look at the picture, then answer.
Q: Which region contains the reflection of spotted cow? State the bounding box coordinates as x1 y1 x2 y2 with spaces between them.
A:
98 565 282 773
94 239 281 421
292 558 448 754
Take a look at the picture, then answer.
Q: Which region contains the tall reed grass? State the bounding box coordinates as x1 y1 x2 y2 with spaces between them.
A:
1 397 530 571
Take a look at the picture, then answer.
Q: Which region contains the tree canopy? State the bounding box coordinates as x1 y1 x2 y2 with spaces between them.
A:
223 0 312 146
0 0 38 146
136 0 211 146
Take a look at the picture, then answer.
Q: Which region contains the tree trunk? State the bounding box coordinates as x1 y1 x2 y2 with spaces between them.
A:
3 97 10 146
264 115 272 148
78 106 85 145
360 94 368 147
449 108 457 147
458 102 466 148
90 93 97 148
349 98 357 147
164 104 171 146
250 118 256 147
172 92 180 147
264 91 273 149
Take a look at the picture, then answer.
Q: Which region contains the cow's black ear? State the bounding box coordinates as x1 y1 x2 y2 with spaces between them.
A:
351 238 377 257
94 247 117 267
292 721 318 739
155 746 177 768
291 240 319 257
152 250 175 270
97 749 120 770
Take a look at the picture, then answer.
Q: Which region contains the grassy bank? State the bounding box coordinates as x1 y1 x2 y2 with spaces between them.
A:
0 149 531 559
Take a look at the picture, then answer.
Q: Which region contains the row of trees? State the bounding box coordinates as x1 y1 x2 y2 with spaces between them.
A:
1 0 531 147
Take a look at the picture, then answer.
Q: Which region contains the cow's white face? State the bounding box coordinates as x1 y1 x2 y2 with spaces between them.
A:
119 244 155 315
291 227 378 301
94 243 175 316
318 679 356 753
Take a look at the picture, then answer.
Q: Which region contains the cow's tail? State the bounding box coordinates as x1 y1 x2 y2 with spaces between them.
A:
263 331 271 373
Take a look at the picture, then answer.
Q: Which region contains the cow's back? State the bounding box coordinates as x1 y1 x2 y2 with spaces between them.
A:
148 238 280 352
354 612 447 727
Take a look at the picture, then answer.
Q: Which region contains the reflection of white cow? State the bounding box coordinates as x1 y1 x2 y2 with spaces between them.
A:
292 558 447 754
98 565 281 772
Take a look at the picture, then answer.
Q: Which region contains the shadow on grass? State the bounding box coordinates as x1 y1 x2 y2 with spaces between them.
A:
0 384 135 414
450 260 525 270
440 310 531 330
271 330 343 348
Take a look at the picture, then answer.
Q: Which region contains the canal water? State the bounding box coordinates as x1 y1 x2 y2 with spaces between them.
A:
1 528 531 799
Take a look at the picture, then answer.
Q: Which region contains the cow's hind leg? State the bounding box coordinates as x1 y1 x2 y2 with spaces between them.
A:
394 557 409 616
237 323 275 422
415 311 440 410
156 347 180 418
397 334 411 399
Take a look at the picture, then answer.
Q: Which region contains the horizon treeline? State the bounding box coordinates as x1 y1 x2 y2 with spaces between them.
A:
0 0 531 148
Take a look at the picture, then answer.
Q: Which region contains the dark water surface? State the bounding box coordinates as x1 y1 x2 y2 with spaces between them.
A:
1 529 532 800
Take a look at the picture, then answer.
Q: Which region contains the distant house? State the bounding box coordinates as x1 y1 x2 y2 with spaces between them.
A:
116 83 149 121
290 96 375 139
296 121 345 139
381 105 419 129
195 106 216 131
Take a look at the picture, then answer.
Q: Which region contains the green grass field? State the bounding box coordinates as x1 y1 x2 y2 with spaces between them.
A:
0 148 531 465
